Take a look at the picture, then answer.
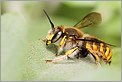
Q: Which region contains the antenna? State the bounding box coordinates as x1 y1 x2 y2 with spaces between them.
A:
43 9 54 29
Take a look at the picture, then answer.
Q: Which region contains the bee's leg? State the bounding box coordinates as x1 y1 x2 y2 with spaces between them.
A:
88 49 101 66
91 54 101 67
56 46 64 56
46 47 79 63
56 35 67 56
46 55 68 63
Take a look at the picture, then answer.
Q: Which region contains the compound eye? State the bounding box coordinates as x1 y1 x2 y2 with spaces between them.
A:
52 31 62 42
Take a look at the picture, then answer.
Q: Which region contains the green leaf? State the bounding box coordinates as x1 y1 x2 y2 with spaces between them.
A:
1 12 121 81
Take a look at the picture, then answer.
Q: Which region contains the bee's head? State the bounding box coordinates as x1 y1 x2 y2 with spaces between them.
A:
46 26 64 46
43 9 64 46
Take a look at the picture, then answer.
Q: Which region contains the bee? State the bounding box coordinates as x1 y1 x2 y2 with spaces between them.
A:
43 9 113 65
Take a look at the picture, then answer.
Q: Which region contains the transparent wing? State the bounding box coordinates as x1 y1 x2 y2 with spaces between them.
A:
74 12 102 29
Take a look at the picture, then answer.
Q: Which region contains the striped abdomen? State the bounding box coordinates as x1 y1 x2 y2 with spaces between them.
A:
84 41 112 64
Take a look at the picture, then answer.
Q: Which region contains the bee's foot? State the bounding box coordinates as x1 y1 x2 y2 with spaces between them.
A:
96 62 101 68
45 60 53 63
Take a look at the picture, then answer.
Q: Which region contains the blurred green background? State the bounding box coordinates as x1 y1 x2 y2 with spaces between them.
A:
1 1 121 81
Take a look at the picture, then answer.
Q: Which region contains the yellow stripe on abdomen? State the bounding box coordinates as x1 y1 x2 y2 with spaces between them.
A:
86 42 92 49
107 51 112 60
107 55 112 63
93 42 98 51
100 43 104 54
105 47 110 57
